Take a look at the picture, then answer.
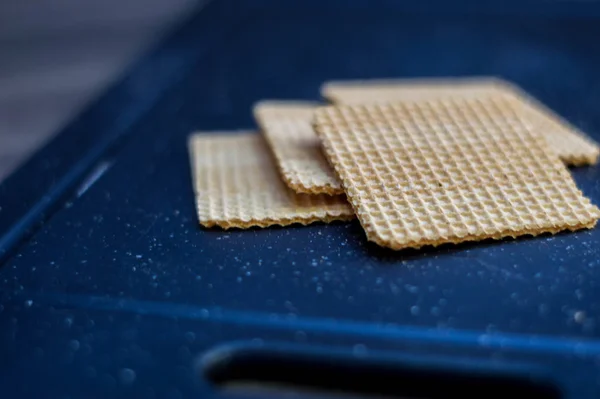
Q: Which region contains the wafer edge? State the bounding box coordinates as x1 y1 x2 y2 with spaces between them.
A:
253 101 345 195
199 213 355 230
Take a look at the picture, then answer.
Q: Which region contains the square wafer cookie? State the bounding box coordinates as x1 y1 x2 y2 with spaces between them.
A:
502 83 600 166
188 131 354 229
313 96 600 250
254 101 343 195
321 77 599 166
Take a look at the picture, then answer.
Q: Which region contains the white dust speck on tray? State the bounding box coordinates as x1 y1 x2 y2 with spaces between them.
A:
477 334 492 346
404 284 419 294
352 344 368 357
574 311 586 323
24 300 33 307
119 368 136 385
69 340 80 351
485 324 497 333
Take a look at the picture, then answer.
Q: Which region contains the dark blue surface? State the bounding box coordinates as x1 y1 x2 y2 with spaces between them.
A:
2 0 600 397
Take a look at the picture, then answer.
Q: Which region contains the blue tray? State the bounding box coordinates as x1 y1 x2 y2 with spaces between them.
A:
2 1 600 397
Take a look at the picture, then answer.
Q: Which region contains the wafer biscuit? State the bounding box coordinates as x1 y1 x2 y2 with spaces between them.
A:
188 131 354 229
321 77 599 166
254 101 343 195
313 96 600 250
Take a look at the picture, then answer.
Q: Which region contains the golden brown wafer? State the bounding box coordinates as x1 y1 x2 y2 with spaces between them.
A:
321 77 599 166
253 101 343 195
313 96 600 250
188 131 354 229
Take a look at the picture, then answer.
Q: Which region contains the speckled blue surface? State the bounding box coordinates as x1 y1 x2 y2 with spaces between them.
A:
2 0 600 397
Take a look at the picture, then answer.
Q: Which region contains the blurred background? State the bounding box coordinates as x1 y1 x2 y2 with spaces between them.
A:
0 0 200 182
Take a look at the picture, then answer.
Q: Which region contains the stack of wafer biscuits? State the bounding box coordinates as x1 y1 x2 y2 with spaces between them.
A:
188 77 600 250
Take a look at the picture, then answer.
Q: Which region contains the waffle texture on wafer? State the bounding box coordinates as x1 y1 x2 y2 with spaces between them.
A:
321 77 599 166
254 101 343 194
188 131 354 229
313 96 600 250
